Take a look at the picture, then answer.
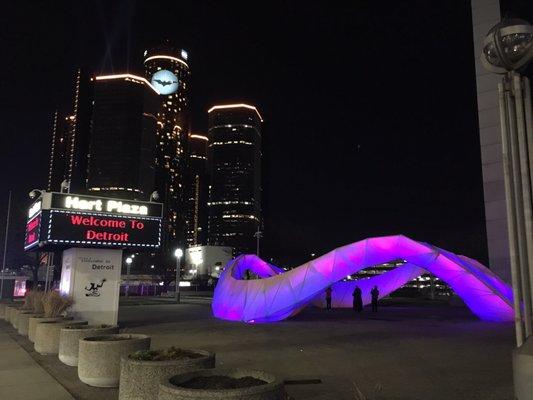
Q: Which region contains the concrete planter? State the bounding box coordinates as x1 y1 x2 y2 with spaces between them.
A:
158 369 285 400
34 320 87 355
0 302 7 319
58 325 119 366
119 349 216 400
28 316 71 343
12 308 32 329
6 305 23 325
78 334 151 388
17 312 42 336
0 302 14 320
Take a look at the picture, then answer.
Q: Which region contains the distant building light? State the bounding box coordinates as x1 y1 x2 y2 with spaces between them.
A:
208 104 263 122
181 49 188 60
190 134 208 141
144 54 189 68
179 281 191 287
95 74 159 95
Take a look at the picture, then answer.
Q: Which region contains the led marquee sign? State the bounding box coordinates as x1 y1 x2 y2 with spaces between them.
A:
50 193 162 217
24 213 41 250
24 192 163 251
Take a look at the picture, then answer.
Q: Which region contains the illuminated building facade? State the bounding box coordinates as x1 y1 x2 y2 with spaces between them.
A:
47 111 72 192
86 74 159 200
143 44 191 249
185 134 208 246
349 261 451 297
207 104 263 255
47 69 93 193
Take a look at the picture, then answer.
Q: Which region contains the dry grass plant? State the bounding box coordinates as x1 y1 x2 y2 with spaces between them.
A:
43 291 73 317
32 291 46 314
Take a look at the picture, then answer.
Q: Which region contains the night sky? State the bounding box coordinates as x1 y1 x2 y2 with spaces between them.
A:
1 1 493 267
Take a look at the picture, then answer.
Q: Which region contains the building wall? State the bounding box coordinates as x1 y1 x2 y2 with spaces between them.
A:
470 0 510 282
184 245 233 279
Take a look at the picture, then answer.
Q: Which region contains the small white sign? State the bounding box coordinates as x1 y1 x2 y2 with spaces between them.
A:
60 248 123 325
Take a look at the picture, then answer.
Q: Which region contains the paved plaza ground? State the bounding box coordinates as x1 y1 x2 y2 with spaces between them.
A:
2 297 516 400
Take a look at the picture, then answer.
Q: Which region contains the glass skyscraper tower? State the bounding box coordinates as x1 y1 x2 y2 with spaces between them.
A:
207 104 263 256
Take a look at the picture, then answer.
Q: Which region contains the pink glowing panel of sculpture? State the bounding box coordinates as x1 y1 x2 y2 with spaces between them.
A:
212 235 515 323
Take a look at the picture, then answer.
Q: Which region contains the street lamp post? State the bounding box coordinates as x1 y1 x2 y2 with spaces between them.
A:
174 248 183 304
482 18 533 400
125 257 133 298
0 190 12 300
254 230 262 256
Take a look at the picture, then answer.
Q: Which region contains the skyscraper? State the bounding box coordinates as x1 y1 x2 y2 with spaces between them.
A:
86 74 159 200
185 133 208 246
207 104 263 255
47 69 93 193
143 44 191 249
47 111 70 192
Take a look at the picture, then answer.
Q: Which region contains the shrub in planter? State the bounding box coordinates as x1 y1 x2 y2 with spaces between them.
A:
119 347 215 400
11 290 41 329
34 320 87 355
58 324 119 366
27 291 74 342
17 311 43 336
32 291 45 314
78 334 151 387
28 316 72 343
158 369 286 400
22 290 37 310
42 291 73 317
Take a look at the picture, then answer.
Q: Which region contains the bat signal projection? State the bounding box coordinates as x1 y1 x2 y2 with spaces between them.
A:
150 69 179 95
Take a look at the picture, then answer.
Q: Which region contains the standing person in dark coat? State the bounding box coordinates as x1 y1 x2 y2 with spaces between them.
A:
371 285 379 312
352 286 363 312
325 286 332 310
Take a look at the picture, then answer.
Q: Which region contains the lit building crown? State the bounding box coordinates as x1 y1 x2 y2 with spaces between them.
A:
208 104 263 122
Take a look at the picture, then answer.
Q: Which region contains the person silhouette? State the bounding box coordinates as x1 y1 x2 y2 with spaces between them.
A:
352 286 363 312
371 285 379 312
325 286 333 310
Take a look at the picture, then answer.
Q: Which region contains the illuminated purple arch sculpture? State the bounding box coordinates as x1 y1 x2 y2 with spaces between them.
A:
212 235 515 323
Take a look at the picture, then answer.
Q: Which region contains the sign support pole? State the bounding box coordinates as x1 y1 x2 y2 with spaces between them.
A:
0 190 12 299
